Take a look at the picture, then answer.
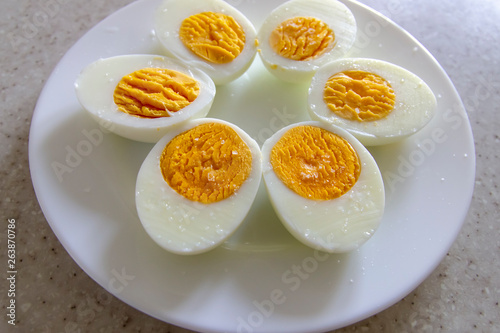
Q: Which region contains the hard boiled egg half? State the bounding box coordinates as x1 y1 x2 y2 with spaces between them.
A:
262 121 384 253
154 0 258 85
75 54 216 143
136 118 262 255
308 58 437 146
257 0 357 83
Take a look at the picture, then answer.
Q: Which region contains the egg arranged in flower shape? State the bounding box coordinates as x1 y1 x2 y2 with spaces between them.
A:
154 0 258 85
308 58 437 146
136 118 262 255
75 54 216 143
257 0 357 83
262 121 385 253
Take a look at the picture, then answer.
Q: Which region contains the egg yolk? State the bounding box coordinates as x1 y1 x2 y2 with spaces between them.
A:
161 123 253 204
113 68 199 118
271 125 360 200
323 70 396 122
179 12 246 64
269 17 334 61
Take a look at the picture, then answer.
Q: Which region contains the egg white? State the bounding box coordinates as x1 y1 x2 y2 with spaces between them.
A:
261 121 385 253
257 0 357 83
308 58 437 146
135 118 262 255
75 54 216 143
154 0 257 85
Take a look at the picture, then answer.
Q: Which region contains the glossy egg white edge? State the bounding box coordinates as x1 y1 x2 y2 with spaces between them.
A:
308 57 438 146
135 117 263 255
154 0 258 85
74 54 216 143
261 121 385 253
257 0 357 83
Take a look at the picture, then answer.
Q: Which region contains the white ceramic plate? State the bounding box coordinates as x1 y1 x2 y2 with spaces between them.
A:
29 1 475 332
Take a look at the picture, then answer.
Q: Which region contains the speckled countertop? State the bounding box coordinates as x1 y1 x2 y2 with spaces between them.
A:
1 0 499 332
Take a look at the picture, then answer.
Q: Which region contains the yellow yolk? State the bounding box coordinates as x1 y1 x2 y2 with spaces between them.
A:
269 17 334 61
113 68 200 118
270 125 360 200
323 70 396 122
179 12 246 64
160 122 253 204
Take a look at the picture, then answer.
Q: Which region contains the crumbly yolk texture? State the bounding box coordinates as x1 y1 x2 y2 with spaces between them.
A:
113 68 199 118
323 70 396 122
161 123 253 204
269 17 334 61
271 125 360 200
179 12 246 64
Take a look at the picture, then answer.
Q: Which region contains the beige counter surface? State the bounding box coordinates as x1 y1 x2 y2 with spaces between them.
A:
1 0 499 332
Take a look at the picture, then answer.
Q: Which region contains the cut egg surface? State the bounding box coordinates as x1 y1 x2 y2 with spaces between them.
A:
308 58 437 146
136 118 262 255
261 121 385 253
154 0 258 85
75 54 216 143
257 0 357 83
